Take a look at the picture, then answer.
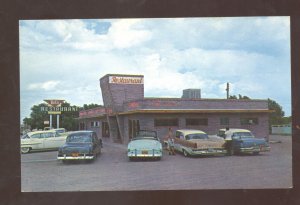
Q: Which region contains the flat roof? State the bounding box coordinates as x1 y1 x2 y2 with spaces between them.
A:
118 109 273 115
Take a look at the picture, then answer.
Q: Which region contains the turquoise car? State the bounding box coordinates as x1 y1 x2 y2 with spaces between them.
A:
127 130 163 161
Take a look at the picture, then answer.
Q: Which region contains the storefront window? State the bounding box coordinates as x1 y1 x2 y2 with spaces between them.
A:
154 118 178 127
220 117 229 125
240 118 258 125
186 118 208 126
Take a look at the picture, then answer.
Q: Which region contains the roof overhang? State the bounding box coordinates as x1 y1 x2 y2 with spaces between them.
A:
118 109 274 115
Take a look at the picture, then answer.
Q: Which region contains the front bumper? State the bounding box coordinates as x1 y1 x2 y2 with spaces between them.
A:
239 146 270 153
57 154 94 160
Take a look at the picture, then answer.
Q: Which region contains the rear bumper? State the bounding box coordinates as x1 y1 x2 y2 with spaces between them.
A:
189 149 227 156
127 149 162 158
57 154 94 160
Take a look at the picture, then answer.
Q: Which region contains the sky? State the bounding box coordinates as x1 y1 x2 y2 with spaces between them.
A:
19 17 291 122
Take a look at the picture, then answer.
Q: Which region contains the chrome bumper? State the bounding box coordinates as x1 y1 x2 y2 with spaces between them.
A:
239 146 270 153
57 154 94 160
190 149 227 155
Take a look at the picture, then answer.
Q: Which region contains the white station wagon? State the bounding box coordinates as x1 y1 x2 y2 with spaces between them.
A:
20 130 68 154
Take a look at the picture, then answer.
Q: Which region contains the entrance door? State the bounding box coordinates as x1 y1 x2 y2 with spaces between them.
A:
102 122 110 138
128 119 140 140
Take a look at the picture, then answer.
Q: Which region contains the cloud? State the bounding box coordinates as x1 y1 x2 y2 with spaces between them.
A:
19 17 291 121
28 81 60 91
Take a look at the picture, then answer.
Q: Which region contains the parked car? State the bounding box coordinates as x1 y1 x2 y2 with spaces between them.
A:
173 129 227 157
217 128 270 155
57 131 101 163
20 130 68 154
127 130 163 161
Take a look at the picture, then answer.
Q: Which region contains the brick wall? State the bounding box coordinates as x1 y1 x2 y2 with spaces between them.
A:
122 113 269 144
100 74 144 112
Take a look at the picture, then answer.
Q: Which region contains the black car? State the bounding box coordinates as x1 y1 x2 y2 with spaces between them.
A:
57 131 101 163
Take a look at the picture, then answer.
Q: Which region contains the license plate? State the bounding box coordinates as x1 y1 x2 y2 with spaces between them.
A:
260 146 265 151
71 153 79 157
142 150 148 154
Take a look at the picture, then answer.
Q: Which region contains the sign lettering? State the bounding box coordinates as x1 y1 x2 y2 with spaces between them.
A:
109 76 144 84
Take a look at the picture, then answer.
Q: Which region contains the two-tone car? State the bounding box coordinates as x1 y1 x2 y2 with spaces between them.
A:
173 129 227 157
127 130 163 161
20 130 68 154
217 128 270 155
57 131 101 163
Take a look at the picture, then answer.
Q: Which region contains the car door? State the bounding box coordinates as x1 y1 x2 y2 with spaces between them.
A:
42 132 59 149
51 132 67 148
29 133 45 150
174 131 183 151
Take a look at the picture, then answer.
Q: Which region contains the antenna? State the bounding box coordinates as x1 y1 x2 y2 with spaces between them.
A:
226 82 229 99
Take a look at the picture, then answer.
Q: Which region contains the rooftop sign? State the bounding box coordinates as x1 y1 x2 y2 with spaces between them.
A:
109 76 144 84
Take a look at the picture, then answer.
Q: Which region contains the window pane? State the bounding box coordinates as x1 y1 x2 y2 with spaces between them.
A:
240 118 258 125
154 118 178 127
186 118 208 126
220 117 229 125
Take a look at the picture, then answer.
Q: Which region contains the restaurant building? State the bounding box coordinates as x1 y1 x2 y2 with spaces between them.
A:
78 74 272 144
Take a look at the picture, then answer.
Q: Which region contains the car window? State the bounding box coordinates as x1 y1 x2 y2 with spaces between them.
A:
67 134 92 143
175 131 183 139
42 132 54 138
186 133 208 140
232 132 254 138
21 134 29 139
31 133 42 139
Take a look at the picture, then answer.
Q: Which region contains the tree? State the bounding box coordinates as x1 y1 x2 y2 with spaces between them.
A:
228 94 250 99
82 103 103 110
268 98 286 125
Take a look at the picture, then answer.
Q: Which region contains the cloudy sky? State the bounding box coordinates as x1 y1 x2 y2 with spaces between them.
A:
20 17 291 121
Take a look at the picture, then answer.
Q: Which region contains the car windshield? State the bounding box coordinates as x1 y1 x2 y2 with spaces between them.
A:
186 133 208 140
232 132 254 138
132 136 158 141
21 134 30 139
136 130 157 138
67 134 92 143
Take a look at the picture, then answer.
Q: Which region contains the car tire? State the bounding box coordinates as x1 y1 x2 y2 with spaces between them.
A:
62 160 68 164
253 151 259 155
21 147 30 154
183 149 189 157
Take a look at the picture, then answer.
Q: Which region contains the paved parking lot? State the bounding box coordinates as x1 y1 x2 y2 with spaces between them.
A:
21 135 292 191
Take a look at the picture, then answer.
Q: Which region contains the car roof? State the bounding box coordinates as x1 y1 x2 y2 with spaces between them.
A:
176 129 206 135
27 130 56 135
68 130 94 135
224 128 251 133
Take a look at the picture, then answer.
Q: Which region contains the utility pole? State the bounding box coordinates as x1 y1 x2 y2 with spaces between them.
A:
226 82 229 99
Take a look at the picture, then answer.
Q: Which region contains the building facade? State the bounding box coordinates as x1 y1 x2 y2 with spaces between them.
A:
78 74 272 144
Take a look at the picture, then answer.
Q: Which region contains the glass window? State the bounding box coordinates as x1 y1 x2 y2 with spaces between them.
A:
186 118 208 126
240 118 259 125
186 133 209 140
154 118 178 127
31 134 42 139
220 117 229 125
42 133 54 138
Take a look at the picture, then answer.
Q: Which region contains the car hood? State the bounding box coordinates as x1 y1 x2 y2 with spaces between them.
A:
189 139 226 149
60 143 92 154
128 139 162 149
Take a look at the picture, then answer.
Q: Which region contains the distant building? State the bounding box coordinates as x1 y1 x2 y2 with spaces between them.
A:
77 74 272 144
182 89 201 99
